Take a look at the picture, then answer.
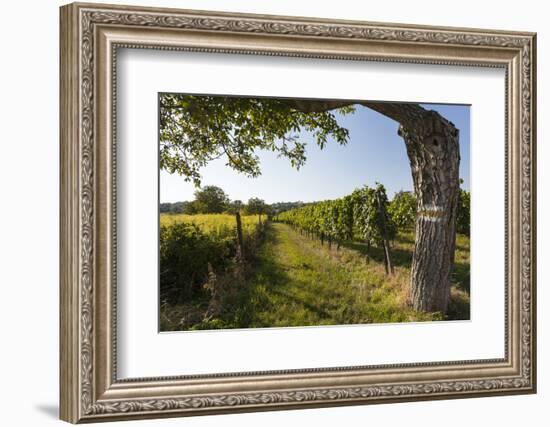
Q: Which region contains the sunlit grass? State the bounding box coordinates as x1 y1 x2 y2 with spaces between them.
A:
240 223 444 327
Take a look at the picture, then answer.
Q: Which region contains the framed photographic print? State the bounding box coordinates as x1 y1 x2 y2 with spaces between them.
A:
60 2 537 423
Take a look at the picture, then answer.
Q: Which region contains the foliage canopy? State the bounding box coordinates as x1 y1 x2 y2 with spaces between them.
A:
160 94 355 186
192 185 229 214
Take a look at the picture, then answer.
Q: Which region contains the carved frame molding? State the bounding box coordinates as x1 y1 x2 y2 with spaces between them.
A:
60 2 536 423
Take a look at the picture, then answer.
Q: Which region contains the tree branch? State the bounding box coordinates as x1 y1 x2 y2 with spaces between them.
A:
281 99 454 134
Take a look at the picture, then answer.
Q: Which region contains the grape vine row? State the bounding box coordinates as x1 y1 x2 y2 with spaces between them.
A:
275 184 396 269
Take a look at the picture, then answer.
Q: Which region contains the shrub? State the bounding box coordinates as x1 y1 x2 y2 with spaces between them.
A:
159 222 235 304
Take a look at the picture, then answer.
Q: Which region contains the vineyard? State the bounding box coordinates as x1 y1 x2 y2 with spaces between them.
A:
275 184 396 273
159 185 470 331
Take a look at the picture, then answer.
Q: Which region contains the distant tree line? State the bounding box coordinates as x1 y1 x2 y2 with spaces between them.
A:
269 201 306 215
160 201 192 214
160 185 307 218
161 185 272 218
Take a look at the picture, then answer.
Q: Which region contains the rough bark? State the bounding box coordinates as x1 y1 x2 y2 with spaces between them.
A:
398 112 460 312
285 99 460 313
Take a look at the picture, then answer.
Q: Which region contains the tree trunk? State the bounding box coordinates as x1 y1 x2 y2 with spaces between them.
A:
398 111 460 313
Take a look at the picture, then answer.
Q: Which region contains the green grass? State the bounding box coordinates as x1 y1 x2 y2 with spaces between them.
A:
161 222 470 331
233 223 441 327
337 228 470 321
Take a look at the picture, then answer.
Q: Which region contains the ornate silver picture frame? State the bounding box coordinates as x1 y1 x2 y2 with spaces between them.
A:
60 2 536 423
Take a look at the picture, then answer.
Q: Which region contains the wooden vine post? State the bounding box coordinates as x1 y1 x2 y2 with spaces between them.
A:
235 211 244 263
376 191 394 275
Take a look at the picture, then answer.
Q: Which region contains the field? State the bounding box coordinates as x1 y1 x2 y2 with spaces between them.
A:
160 211 470 331
160 213 265 237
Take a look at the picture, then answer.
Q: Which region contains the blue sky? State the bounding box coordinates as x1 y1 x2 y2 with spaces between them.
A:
160 102 470 204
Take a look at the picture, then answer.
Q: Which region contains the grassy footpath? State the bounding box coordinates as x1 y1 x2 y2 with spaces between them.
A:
162 222 469 330
237 223 445 327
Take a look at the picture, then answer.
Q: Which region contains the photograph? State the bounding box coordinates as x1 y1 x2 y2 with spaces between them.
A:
158 94 471 332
